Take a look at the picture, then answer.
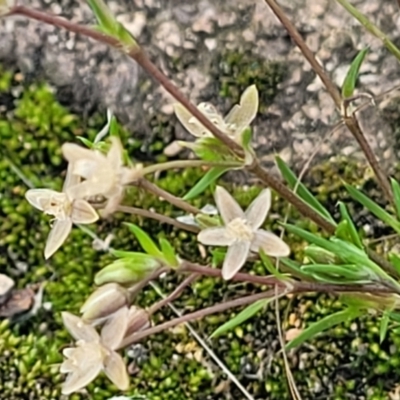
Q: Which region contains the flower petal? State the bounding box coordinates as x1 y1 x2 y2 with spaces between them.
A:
103 350 129 391
62 312 100 342
62 142 105 167
250 230 290 257
71 199 99 224
224 85 258 136
25 189 62 211
62 162 81 193
222 240 251 280
44 219 73 259
197 227 234 246
214 186 244 224
61 343 103 395
173 103 211 138
101 306 129 350
245 189 271 230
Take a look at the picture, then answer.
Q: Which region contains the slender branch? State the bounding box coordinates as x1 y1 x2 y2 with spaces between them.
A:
262 0 393 204
116 205 200 233
148 273 199 314
141 160 242 176
119 289 278 347
136 179 201 215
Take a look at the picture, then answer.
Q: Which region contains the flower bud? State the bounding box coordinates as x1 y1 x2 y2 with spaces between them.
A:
124 306 150 338
304 244 340 265
80 283 129 322
94 256 160 286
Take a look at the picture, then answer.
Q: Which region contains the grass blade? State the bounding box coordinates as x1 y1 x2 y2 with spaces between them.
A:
125 223 163 258
341 47 368 98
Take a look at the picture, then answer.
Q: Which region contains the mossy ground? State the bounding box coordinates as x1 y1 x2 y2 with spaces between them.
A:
0 65 399 400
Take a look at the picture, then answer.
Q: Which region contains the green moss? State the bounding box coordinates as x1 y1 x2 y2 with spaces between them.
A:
1 66 400 400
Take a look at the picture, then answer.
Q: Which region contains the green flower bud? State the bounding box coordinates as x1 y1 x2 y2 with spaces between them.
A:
94 256 160 286
80 283 129 322
304 244 340 264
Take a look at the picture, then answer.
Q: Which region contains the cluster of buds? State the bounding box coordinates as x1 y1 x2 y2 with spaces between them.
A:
61 283 150 394
25 137 143 259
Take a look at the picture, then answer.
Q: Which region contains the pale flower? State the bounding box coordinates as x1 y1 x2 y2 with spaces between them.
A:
62 137 143 216
25 164 98 259
61 307 130 395
197 186 290 280
173 85 258 142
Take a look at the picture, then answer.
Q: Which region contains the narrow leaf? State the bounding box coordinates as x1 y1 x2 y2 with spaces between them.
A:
159 238 179 267
380 309 391 343
286 308 362 350
391 178 400 221
259 249 287 280
275 156 336 225
337 202 363 248
183 167 229 200
388 252 400 276
87 0 118 34
345 184 400 234
124 223 163 258
341 47 369 98
210 299 270 338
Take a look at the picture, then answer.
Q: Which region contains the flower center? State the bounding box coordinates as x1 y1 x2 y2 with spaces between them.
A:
226 218 254 241
43 192 71 220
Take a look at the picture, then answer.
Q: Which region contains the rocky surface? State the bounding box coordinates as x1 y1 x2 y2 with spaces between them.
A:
2 0 400 171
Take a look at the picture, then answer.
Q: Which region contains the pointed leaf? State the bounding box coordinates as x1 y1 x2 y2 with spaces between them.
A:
183 167 230 200
345 184 400 234
286 308 362 350
337 202 363 248
342 47 369 98
125 223 163 258
275 156 336 225
159 238 179 267
391 178 400 221
380 309 391 343
259 249 287 280
210 299 270 338
389 252 400 276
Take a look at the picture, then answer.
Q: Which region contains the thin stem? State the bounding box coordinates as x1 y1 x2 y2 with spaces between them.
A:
263 0 393 204
116 205 200 233
148 273 199 314
136 179 201 215
141 160 241 176
119 289 277 347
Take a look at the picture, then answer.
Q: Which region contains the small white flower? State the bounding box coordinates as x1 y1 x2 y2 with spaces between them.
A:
61 307 130 395
198 186 290 280
25 165 98 259
173 85 258 142
62 137 143 216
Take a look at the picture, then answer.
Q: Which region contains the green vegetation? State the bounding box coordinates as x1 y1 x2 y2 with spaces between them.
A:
0 65 399 400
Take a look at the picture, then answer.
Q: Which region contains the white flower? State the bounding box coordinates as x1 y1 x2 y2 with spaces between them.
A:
62 137 143 216
61 307 130 395
25 164 98 259
197 186 290 280
173 85 258 142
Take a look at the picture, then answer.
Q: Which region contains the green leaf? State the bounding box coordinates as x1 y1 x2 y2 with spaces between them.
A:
286 308 362 350
391 178 400 221
337 202 363 248
159 238 179 267
389 252 400 276
304 245 339 264
341 47 369 98
380 309 391 343
279 257 310 279
76 136 94 149
210 299 270 338
211 248 227 267
259 249 287 280
345 184 400 234
183 167 229 200
87 0 118 34
275 156 336 225
301 264 374 283
125 223 163 258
